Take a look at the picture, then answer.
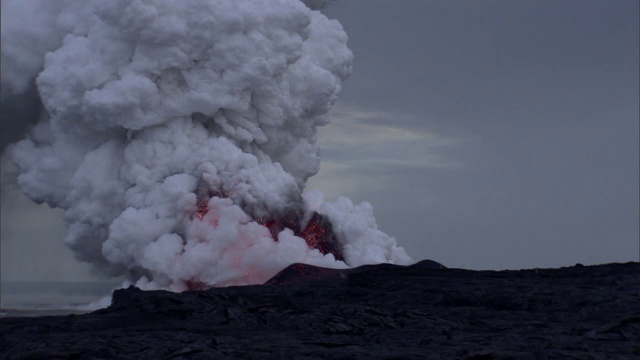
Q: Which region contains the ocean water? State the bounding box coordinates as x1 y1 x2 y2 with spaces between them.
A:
0 281 120 316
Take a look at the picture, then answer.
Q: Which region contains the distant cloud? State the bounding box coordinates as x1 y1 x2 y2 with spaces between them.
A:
307 103 464 198
320 102 463 167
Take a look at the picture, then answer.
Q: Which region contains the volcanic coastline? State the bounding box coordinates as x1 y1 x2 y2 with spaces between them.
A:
1 260 639 359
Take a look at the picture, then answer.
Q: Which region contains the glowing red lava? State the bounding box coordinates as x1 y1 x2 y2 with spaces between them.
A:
196 197 343 260
189 188 345 290
300 212 343 261
195 181 229 220
197 198 209 219
185 280 208 291
258 211 343 261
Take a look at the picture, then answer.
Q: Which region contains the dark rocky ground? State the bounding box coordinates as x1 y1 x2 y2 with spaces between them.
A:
1 260 639 359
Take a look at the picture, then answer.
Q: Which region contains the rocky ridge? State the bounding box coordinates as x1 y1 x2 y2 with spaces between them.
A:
1 260 639 359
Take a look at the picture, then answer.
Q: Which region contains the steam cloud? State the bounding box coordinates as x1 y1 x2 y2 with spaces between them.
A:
1 0 411 290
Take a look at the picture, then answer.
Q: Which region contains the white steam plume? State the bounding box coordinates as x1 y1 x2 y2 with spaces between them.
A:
1 0 411 290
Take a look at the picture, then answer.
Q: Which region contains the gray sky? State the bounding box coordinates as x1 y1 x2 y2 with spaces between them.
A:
311 0 639 269
1 0 638 284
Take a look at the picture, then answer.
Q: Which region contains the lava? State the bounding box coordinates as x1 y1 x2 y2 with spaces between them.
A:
195 180 229 220
258 210 344 261
185 280 208 291
259 212 302 241
300 212 344 261
195 191 344 263
197 198 209 219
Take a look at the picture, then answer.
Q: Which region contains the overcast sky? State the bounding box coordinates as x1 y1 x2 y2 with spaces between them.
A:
1 0 638 284
312 0 639 269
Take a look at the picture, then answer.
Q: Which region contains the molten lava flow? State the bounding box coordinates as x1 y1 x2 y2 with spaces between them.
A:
259 210 344 261
300 212 344 261
195 180 230 220
196 189 345 262
197 198 209 219
260 212 302 241
185 280 209 291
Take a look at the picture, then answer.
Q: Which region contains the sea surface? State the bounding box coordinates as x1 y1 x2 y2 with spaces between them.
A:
1 281 119 317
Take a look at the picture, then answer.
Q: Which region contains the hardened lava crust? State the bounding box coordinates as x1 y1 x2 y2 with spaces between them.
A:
1 260 639 359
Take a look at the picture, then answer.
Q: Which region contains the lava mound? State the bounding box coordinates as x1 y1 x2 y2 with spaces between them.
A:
2 261 639 359
265 259 446 285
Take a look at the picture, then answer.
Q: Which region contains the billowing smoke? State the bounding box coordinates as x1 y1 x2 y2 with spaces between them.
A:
1 0 411 290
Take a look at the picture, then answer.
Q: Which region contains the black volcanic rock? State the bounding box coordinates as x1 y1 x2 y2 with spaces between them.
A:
1 261 639 359
264 263 346 285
